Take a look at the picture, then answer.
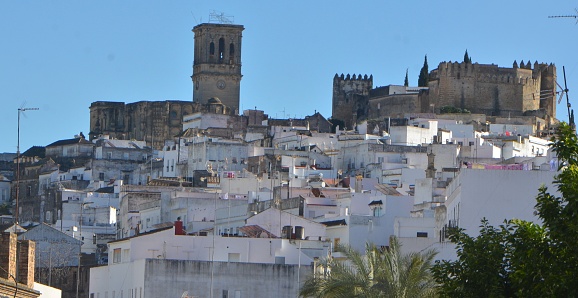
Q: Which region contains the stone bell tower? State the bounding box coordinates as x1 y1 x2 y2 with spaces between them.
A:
192 23 244 113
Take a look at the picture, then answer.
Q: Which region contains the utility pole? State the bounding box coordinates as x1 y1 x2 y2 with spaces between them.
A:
15 107 39 225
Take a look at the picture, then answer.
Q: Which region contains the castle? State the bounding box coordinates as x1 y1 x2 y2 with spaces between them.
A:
332 60 557 129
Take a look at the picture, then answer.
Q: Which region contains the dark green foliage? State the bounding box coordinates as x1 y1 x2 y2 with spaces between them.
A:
439 106 470 114
433 122 578 297
418 55 429 87
0 202 11 216
328 118 345 133
404 69 409 87
300 237 437 298
464 50 472 63
432 220 514 297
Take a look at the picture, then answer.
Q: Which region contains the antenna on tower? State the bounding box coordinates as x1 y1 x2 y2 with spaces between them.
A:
209 10 234 24
548 9 578 23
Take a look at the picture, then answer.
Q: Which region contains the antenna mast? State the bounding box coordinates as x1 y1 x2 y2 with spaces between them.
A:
209 10 234 24
548 9 578 23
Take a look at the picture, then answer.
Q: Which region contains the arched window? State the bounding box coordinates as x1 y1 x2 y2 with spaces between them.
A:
218 38 225 61
229 43 235 62
210 42 215 55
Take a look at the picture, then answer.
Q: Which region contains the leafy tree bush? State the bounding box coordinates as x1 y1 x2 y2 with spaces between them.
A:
300 237 437 298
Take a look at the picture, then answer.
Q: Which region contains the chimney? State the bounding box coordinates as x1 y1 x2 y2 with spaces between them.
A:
174 217 185 235
17 240 35 288
0 233 17 281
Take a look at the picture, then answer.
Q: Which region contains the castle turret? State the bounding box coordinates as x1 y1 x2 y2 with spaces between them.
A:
331 73 373 129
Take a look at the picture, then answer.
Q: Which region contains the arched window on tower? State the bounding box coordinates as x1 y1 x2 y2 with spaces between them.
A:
218 38 225 62
210 42 215 55
229 43 235 63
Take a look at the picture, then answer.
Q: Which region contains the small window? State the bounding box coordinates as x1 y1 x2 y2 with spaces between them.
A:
417 232 428 238
218 38 225 61
99 173 105 181
210 42 215 55
113 248 121 263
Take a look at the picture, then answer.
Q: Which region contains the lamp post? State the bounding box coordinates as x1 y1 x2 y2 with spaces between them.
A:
76 201 93 298
15 107 39 225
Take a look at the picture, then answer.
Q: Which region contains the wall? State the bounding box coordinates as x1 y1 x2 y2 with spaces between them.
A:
444 168 557 237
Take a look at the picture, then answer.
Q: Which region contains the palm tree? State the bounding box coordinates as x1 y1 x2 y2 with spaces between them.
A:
299 237 437 298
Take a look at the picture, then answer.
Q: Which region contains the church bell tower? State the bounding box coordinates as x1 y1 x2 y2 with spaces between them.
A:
192 23 244 113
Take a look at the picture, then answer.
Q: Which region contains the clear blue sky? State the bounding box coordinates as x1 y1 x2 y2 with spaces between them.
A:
1 1 576 153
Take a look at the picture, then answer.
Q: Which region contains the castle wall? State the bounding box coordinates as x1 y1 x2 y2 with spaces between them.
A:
331 73 373 129
89 101 193 149
427 61 555 120
368 93 420 119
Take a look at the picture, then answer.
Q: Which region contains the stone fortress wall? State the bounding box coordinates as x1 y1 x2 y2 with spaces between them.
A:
332 60 557 127
89 101 194 149
428 60 556 118
332 73 373 129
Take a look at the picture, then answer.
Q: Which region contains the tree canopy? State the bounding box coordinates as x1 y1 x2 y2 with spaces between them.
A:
300 237 437 298
463 50 472 63
404 69 409 87
418 55 429 87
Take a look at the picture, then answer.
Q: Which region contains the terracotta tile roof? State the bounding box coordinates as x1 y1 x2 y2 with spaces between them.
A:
374 184 403 196
239 225 278 238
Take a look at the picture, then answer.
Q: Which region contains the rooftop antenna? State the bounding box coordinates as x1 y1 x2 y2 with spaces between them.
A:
190 11 199 25
209 10 234 24
548 8 578 24
15 103 39 225
556 66 574 128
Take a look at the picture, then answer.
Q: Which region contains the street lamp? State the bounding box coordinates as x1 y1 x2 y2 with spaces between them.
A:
15 107 39 225
76 201 93 298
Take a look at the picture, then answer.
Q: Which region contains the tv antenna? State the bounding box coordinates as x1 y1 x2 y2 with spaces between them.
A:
15 103 39 225
556 66 574 128
209 10 234 24
549 9 578 24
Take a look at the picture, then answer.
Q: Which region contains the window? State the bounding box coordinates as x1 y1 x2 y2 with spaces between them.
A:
228 253 240 262
417 232 428 238
107 152 113 159
113 248 121 263
218 38 225 61
123 249 130 261
99 173 105 181
210 42 215 55
222 290 229 298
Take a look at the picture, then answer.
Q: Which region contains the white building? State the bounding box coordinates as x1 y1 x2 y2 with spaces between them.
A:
90 226 326 298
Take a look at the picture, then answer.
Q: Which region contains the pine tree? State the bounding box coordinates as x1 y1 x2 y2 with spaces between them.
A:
404 69 409 87
464 49 471 63
418 55 429 87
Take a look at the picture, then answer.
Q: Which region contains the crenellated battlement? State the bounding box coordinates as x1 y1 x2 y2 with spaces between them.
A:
333 73 373 83
428 59 556 120
430 60 555 88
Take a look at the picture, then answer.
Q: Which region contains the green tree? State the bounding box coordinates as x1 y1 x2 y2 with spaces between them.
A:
431 219 515 297
404 69 409 87
463 50 472 63
0 202 10 216
418 55 429 87
300 237 437 298
433 122 578 297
